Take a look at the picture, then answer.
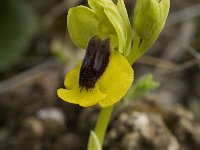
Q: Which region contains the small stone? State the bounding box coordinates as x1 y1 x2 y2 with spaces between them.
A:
23 117 44 138
36 107 66 135
121 132 140 150
119 113 129 122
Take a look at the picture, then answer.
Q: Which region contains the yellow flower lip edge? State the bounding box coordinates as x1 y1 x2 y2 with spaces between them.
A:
57 51 134 108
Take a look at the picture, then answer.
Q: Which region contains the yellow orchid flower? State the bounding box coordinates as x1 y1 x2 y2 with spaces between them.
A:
57 0 134 107
57 36 133 107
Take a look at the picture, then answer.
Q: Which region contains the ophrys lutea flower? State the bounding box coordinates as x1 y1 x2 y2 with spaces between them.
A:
57 0 134 107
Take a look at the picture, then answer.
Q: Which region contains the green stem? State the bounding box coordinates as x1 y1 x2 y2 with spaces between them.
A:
94 106 113 146
127 31 141 64
127 50 139 65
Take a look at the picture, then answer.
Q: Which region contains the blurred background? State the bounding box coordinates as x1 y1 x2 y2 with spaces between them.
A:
0 0 200 149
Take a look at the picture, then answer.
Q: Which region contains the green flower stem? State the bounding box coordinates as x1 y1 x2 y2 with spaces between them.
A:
127 48 140 65
94 105 113 146
127 31 140 64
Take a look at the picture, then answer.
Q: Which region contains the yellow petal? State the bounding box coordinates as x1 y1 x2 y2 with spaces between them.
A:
78 86 106 107
57 88 80 104
58 63 106 107
57 85 106 107
64 63 81 89
97 51 134 107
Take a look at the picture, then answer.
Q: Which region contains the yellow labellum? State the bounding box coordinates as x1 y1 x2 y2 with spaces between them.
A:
57 51 134 107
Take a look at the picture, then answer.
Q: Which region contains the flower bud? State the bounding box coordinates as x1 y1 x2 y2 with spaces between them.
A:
134 0 169 39
128 0 170 63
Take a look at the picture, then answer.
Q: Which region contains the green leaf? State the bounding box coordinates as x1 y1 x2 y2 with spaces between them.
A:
87 131 101 150
0 0 36 71
125 74 159 100
67 6 99 49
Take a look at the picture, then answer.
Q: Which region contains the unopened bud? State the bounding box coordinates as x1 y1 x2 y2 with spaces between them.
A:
128 0 170 64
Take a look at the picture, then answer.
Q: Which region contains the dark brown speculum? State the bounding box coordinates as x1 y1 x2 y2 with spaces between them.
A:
79 36 110 90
